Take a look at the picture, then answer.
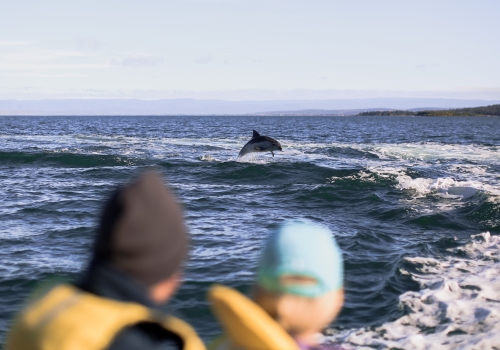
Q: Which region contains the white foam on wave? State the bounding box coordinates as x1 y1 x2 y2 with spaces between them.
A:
161 137 241 150
367 143 500 164
236 153 275 164
3 135 498 168
362 165 500 205
396 175 500 202
326 232 500 350
396 176 475 198
282 141 499 164
3 134 499 204
448 164 488 176
200 154 218 162
282 142 499 197
3 135 498 161
329 170 384 184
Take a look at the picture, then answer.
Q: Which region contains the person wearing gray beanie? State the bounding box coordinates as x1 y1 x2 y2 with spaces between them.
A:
92 171 189 288
7 172 205 350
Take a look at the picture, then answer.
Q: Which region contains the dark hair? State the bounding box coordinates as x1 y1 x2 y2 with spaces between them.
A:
92 187 124 262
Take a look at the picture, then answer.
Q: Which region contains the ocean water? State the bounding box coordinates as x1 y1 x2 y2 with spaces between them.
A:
0 115 499 349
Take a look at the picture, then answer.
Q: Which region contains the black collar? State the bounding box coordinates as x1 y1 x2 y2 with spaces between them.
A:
76 261 160 310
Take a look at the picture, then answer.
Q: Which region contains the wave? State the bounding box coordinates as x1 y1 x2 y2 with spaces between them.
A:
362 143 500 164
4 134 498 160
2 135 499 206
326 232 500 349
0 151 140 167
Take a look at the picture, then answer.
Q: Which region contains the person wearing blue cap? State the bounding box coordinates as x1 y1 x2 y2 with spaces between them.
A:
207 220 345 350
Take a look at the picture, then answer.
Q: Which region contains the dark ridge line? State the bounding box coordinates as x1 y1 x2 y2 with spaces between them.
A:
357 104 500 117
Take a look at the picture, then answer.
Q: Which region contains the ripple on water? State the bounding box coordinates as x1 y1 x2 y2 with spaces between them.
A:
1 116 500 345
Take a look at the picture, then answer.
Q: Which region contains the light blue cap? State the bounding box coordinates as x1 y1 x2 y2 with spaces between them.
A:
257 220 343 298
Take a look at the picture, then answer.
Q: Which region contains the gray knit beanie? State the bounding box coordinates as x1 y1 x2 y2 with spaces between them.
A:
94 171 189 286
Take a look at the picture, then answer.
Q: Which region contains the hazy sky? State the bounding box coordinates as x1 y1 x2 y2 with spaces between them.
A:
1 0 499 100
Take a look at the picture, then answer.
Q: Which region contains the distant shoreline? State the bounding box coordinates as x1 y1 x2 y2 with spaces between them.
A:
0 113 499 117
357 104 500 117
1 98 499 117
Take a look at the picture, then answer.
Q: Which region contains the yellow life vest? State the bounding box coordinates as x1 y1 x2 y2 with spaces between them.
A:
6 284 206 350
207 284 300 350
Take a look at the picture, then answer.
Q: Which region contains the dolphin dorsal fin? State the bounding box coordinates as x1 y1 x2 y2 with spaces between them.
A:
252 130 260 138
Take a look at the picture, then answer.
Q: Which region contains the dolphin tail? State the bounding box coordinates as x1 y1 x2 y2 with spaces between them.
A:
271 151 274 157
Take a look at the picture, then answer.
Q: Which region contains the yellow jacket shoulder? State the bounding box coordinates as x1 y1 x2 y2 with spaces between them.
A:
7 284 205 350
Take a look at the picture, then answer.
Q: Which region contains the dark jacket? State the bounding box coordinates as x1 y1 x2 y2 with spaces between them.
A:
77 262 183 350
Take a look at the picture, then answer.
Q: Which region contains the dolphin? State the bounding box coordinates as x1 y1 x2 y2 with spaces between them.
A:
238 130 283 158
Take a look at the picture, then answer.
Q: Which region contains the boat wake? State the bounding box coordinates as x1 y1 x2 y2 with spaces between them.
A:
326 232 500 350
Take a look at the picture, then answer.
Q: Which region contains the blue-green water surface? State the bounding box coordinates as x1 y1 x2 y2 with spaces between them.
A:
1 116 499 344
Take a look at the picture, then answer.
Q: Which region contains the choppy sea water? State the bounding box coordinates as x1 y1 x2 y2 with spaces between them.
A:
0 115 499 349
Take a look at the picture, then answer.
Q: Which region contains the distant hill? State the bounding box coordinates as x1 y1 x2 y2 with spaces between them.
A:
358 110 418 116
408 107 449 112
419 104 500 116
250 108 392 116
358 104 500 117
1 98 500 116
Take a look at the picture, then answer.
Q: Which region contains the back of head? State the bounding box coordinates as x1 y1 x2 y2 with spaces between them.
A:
255 220 344 337
93 171 189 287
